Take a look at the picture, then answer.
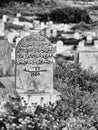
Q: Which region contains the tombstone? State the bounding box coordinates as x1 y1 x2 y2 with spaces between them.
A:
13 18 19 25
34 21 40 29
16 34 55 95
94 40 98 49
79 51 98 72
86 35 93 44
46 28 51 38
16 13 21 18
11 48 15 74
41 22 45 29
49 21 53 25
96 31 98 37
56 40 64 53
24 25 30 32
4 30 9 39
20 30 30 39
52 29 57 38
34 20 40 26
40 29 46 37
49 21 53 28
74 32 80 40
61 24 65 31
33 21 36 29
0 39 12 76
78 41 85 50
0 23 4 37
24 22 33 28
2 15 7 23
7 32 16 44
64 24 69 32
57 25 61 31
36 20 40 25
91 32 96 37
11 48 15 61
46 22 49 25
16 37 21 46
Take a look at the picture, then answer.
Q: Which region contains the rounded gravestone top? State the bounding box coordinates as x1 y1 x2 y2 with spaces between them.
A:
16 33 55 65
2 15 7 22
74 32 80 40
16 13 21 18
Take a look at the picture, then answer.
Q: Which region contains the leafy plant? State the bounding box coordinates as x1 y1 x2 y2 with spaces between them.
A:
54 58 98 116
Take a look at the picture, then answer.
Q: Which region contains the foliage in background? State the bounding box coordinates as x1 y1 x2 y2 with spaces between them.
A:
0 1 91 24
38 7 91 23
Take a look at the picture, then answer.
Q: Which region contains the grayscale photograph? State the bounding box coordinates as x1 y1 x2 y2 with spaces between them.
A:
0 0 98 130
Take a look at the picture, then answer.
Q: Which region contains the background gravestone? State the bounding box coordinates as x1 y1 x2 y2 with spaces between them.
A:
56 40 64 54
0 39 12 76
16 34 55 93
46 28 51 38
94 40 98 49
52 29 57 38
79 52 98 72
86 35 93 44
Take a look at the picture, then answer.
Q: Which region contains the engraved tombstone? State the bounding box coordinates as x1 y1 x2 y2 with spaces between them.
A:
16 34 55 93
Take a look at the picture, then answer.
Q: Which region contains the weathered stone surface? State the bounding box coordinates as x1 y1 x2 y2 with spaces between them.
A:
0 39 12 76
16 34 55 93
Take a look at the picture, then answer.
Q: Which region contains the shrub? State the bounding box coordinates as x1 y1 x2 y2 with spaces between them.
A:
54 59 98 116
37 7 91 23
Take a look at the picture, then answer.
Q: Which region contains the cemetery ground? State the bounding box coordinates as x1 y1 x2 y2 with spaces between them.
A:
1 61 98 130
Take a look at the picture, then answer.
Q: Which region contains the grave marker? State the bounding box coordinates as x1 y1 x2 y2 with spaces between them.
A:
16 13 21 18
0 39 12 76
86 35 93 44
41 22 45 29
64 24 68 32
0 23 5 36
79 52 98 72
46 28 51 38
94 40 98 49
56 40 64 53
16 34 55 93
7 32 16 44
49 21 53 28
74 32 80 40
52 29 57 38
13 18 19 25
2 15 7 23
